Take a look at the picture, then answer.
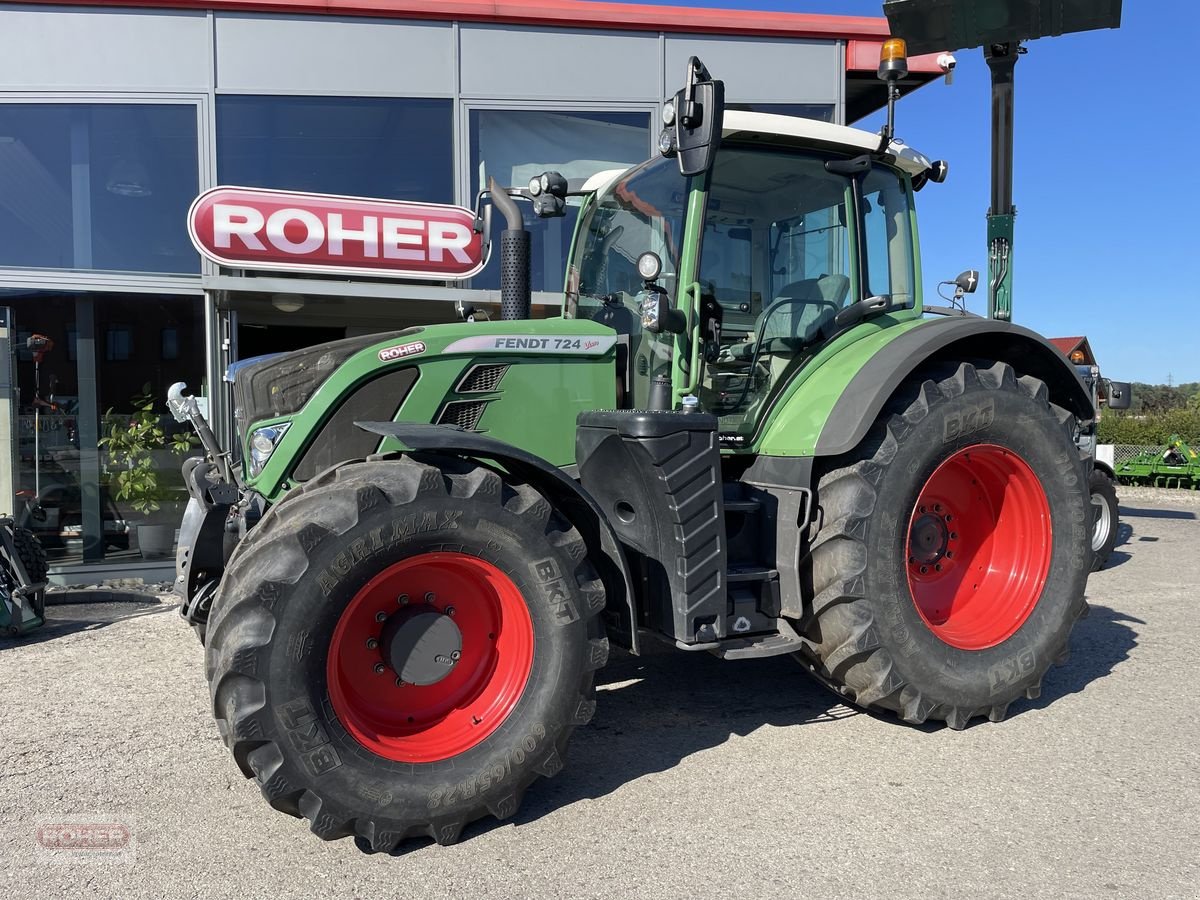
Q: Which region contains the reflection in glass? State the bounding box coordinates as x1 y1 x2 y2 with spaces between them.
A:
0 103 200 273
217 96 454 203
470 109 651 293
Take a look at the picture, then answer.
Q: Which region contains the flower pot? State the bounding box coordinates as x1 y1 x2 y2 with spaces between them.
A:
136 523 176 559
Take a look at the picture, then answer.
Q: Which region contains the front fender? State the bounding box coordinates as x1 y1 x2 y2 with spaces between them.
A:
356 421 640 654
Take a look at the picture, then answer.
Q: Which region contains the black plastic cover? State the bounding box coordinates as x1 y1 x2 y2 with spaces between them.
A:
292 368 418 481
576 409 727 643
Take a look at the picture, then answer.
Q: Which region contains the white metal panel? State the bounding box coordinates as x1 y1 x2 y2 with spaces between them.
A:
460 25 659 100
0 6 209 91
215 14 455 96
665 35 839 104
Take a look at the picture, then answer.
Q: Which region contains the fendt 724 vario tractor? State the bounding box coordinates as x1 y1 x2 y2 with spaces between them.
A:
170 2 1121 850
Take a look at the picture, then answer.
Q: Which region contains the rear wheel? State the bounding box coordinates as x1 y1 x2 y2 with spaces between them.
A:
1088 469 1119 571
796 362 1089 729
205 456 608 849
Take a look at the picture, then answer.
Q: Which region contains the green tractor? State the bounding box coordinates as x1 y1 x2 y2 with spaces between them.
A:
170 2 1119 850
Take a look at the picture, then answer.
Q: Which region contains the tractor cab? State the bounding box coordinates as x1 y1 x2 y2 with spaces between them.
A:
564 107 935 444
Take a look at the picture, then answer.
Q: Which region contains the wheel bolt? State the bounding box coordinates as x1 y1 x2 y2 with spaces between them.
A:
366 638 378 650
395 677 406 687
950 532 958 540
450 650 461 660
373 663 386 675
375 611 388 623
397 594 409 606
920 566 928 575
445 606 456 617
424 591 436 603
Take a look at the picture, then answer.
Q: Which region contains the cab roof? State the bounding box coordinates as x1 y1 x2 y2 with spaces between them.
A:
722 110 934 177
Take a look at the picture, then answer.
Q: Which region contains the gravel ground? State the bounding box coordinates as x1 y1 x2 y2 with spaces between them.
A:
1 487 1197 900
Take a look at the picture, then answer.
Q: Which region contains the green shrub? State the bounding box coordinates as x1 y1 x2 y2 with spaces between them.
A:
1098 409 1200 446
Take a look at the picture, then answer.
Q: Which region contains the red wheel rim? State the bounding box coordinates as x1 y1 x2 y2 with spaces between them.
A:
905 444 1052 650
326 552 533 763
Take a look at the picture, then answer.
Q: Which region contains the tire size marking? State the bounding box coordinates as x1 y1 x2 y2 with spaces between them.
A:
426 724 547 810
942 399 995 443
278 697 343 777
316 509 463 596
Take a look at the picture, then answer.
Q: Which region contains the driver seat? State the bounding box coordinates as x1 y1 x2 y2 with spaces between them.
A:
760 274 851 347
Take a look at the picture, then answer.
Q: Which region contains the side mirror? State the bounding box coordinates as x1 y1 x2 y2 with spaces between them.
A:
955 270 979 294
1105 381 1132 411
668 57 724 177
640 287 686 334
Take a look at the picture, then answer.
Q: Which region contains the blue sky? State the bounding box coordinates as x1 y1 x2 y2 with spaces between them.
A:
609 0 1198 383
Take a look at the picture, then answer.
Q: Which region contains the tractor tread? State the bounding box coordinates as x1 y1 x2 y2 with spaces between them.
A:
204 455 606 848
795 361 1087 730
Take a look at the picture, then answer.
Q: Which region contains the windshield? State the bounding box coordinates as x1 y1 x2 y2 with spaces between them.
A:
564 156 688 320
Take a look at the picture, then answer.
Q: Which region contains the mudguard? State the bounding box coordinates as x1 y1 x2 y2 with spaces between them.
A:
356 421 640 653
813 317 1093 457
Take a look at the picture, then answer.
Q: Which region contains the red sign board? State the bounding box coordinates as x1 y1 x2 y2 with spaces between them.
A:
187 186 486 280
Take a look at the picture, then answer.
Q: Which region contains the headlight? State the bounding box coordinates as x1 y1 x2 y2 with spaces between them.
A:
248 423 290 477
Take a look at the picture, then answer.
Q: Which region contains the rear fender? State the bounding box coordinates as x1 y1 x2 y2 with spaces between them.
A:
757 317 1092 458
356 422 639 654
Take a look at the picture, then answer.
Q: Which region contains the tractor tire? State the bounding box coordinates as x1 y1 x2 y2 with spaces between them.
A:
796 362 1089 730
1088 469 1119 571
13 527 48 585
204 456 608 850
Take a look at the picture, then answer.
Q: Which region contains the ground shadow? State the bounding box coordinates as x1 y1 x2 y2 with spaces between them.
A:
1119 505 1197 521
453 603 1139 845
0 596 172 647
1020 603 1141 716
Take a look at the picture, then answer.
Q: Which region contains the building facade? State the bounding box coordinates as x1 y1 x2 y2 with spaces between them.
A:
0 0 939 575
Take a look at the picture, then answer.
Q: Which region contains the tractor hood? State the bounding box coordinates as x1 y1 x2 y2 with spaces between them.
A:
232 318 619 500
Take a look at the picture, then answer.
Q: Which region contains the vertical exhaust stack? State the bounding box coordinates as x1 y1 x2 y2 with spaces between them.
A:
488 177 531 321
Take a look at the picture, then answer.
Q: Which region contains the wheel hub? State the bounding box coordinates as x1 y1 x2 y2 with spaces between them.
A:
379 605 462 686
909 512 949 566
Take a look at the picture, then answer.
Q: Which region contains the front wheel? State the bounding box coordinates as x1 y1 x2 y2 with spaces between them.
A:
204 456 608 849
796 362 1090 729
1088 469 1119 571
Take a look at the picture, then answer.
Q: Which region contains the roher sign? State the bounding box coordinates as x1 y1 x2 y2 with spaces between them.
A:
187 186 486 280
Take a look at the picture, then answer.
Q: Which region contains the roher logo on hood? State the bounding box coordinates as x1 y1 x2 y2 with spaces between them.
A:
188 186 485 280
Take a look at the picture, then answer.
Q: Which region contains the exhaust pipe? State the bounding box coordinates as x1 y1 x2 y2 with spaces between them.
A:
488 176 530 321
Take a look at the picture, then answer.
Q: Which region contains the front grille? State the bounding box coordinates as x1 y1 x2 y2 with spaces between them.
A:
436 400 488 431
456 363 509 393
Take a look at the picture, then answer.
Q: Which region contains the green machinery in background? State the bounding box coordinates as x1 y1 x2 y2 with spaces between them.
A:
1116 436 1200 490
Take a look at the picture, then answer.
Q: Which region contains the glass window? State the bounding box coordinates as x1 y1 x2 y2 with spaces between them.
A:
862 166 916 308
217 96 453 203
7 291 204 565
0 103 200 274
469 109 651 293
699 147 856 431
728 103 835 123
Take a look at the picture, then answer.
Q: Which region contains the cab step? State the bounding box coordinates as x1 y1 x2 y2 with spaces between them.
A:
710 628 806 660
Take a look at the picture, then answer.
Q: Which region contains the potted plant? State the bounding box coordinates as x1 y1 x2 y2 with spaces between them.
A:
99 385 197 558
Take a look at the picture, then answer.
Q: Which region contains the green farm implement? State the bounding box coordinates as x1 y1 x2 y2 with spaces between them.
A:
1116 436 1200 490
